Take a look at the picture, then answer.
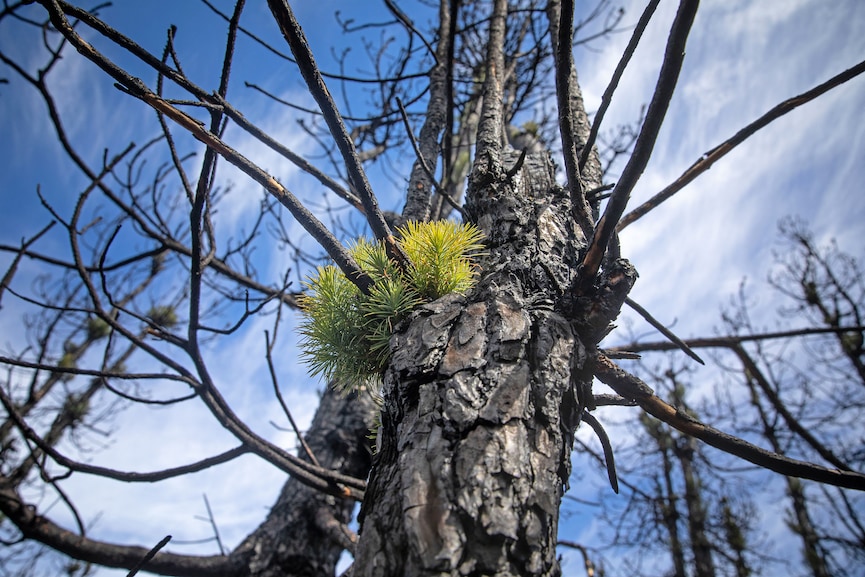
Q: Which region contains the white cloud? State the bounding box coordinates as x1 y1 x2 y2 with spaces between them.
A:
578 0 865 343
4 1 865 574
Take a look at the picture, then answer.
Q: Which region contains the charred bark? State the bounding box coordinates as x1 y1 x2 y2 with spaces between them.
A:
353 149 631 576
232 387 376 577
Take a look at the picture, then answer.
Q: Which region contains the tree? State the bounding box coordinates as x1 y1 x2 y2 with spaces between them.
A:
1 1 864 576
613 221 865 576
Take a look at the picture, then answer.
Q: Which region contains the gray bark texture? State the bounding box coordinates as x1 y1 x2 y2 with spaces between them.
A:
352 149 635 576
233 387 376 577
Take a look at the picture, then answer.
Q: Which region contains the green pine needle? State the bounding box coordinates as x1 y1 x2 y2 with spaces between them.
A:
298 220 485 391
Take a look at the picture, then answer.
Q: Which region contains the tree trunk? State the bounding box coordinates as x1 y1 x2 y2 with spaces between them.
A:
787 478 831 577
232 387 376 577
656 424 688 577
678 436 716 577
352 149 633 576
744 378 830 577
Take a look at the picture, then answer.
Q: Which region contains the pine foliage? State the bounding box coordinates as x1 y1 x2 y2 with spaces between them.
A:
299 220 485 391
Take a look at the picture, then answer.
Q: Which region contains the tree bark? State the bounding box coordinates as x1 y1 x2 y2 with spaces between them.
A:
352 149 630 576
232 387 376 577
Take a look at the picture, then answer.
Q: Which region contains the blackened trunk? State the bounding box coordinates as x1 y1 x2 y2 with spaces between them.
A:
232 387 376 577
352 149 631 576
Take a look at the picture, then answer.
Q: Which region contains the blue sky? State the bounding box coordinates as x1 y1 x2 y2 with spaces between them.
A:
1 1 864 575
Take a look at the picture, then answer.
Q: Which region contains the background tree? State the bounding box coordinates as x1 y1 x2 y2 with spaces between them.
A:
611 221 865 576
0 1 864 576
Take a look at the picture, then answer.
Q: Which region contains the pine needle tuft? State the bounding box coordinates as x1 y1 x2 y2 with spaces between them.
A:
298 220 485 391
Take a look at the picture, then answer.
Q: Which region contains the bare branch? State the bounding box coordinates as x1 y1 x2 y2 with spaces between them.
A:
0 484 237 577
1 387 250 482
265 331 320 468
37 0 373 293
548 0 594 238
591 354 865 491
732 343 851 472
579 0 660 172
0 221 56 309
401 0 454 222
472 0 508 160
127 535 172 577
625 297 705 364
578 0 699 290
265 0 408 271
618 57 865 231
582 410 619 493
614 324 865 354
396 96 467 221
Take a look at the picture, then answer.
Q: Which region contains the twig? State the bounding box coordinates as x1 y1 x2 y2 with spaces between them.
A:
126 535 171 577
0 355 194 385
61 0 360 210
395 96 467 220
0 480 238 575
39 0 373 294
578 0 699 291
556 540 597 577
582 410 619 493
504 149 527 180
265 331 320 467
585 182 615 202
383 0 436 60
209 92 363 211
266 0 408 271
731 343 851 472
618 57 865 230
591 353 865 491
0 385 250 482
23 436 86 536
593 393 637 406
200 494 225 555
613 324 865 354
0 220 56 310
550 0 594 238
625 297 704 364
579 0 660 172
200 0 430 84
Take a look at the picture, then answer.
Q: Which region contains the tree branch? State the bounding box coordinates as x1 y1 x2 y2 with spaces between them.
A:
0 484 239 577
401 0 454 223
579 0 660 172
1 385 251 481
617 57 865 230
549 0 594 238
39 0 373 294
0 221 56 310
625 296 704 364
591 354 865 491
613 324 865 354
578 0 699 290
732 343 850 472
396 96 467 221
265 0 408 271
472 0 508 161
